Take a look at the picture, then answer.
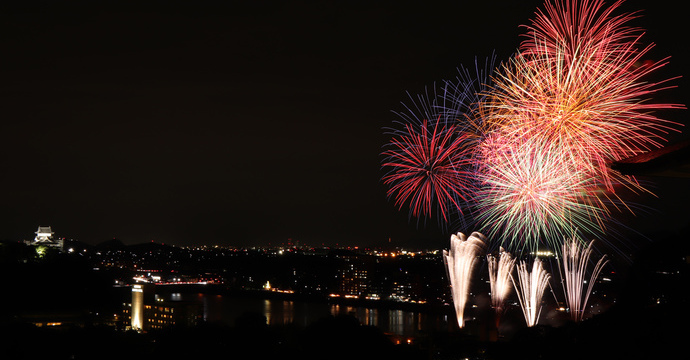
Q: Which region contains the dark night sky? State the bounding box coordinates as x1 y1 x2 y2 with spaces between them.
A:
0 0 687 248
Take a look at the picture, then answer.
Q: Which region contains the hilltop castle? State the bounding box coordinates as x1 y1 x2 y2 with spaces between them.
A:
25 226 64 250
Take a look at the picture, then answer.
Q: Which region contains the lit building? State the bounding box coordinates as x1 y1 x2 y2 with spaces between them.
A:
25 226 64 250
129 284 147 330
339 262 368 297
34 226 54 242
389 282 413 302
122 283 201 331
335 252 370 298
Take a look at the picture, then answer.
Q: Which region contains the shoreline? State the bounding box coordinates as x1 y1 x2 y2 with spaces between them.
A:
128 283 455 315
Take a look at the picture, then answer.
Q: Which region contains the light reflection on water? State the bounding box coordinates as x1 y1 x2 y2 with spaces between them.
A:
159 292 454 336
330 305 380 328
263 299 296 326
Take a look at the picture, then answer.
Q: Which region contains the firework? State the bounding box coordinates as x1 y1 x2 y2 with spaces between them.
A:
441 54 499 130
520 0 647 68
488 47 680 194
490 0 683 189
381 0 684 256
443 231 486 328
559 236 609 322
470 0 684 251
487 247 516 327
381 116 473 223
381 55 504 228
511 257 551 327
440 55 504 231
473 135 608 252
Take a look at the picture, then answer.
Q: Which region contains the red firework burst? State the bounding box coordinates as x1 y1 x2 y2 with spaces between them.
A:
381 118 473 222
485 0 683 193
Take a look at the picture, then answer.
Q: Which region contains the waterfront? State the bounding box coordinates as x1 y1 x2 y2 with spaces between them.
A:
144 286 458 338
2 236 687 360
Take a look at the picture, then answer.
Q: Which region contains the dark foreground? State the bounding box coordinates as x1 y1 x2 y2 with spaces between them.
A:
1 297 685 360
2 230 687 359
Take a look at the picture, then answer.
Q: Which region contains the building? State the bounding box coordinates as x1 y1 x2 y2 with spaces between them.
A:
129 283 150 330
122 283 202 331
34 226 54 242
334 251 371 298
339 261 368 297
24 226 64 251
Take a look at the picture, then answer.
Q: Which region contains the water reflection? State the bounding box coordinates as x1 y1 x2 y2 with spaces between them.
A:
329 305 379 328
364 308 378 328
263 299 295 326
157 292 453 336
388 309 418 336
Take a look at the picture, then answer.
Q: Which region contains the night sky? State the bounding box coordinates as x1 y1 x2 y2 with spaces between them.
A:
0 0 687 249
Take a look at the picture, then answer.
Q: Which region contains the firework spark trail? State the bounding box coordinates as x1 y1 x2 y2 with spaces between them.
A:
474 136 608 252
511 257 551 327
469 0 684 252
440 55 500 166
381 117 473 223
487 247 516 326
381 0 684 256
441 54 499 132
381 56 504 229
440 55 507 231
559 236 609 322
443 232 486 328
380 84 479 225
521 0 647 66
489 41 682 192
497 0 685 184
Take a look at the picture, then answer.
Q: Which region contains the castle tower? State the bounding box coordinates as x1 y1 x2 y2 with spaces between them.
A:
34 226 55 243
27 226 63 250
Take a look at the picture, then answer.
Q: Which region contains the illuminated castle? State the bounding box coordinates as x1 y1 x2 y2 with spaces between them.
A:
25 226 64 250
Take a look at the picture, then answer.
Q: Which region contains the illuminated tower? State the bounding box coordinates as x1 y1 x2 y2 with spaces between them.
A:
34 226 54 242
131 284 145 330
125 283 200 331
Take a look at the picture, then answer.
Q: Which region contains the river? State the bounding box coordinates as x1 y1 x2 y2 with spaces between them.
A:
149 287 458 337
